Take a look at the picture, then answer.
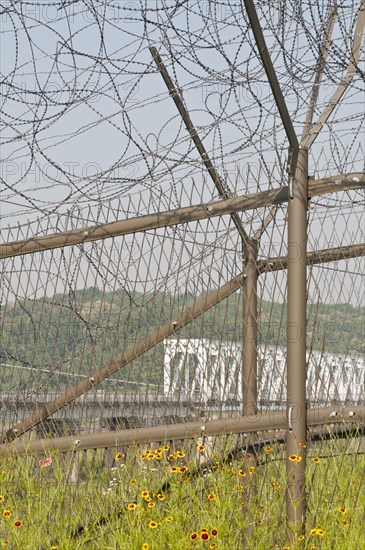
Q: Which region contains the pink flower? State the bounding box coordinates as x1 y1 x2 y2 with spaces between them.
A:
39 457 52 468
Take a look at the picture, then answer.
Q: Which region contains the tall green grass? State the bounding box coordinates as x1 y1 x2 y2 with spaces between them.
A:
0 439 363 549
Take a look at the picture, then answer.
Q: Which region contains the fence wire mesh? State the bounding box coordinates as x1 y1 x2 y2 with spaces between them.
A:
0 1 364 549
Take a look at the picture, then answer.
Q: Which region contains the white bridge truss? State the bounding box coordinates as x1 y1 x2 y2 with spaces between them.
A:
164 339 365 404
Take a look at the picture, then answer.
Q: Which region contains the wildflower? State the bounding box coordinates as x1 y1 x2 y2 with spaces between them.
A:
289 454 302 462
246 453 254 461
208 493 217 502
209 544 217 549
309 547 316 550
263 446 273 453
162 445 170 451
148 520 158 529
309 529 317 536
167 454 175 461
157 493 165 501
128 503 137 511
115 452 124 460
129 478 137 485
0 496 4 502
298 535 305 541
179 466 187 473
190 532 198 541
165 516 174 522
3 510 12 518
299 442 307 448
316 529 325 536
148 502 155 508
142 544 149 550
249 466 255 474
141 491 150 498
51 547 58 550
211 529 218 537
312 457 320 464
255 519 263 525
171 466 179 473
140 454 147 460
14 520 22 528
39 457 52 468
342 519 350 526
198 444 206 453
238 470 247 477
201 532 210 541
338 507 347 514
154 453 163 460
175 451 185 458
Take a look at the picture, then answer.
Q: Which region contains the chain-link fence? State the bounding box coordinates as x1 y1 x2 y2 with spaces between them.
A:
1 1 364 548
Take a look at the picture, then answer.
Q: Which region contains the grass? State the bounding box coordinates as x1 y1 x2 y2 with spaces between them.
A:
0 436 364 549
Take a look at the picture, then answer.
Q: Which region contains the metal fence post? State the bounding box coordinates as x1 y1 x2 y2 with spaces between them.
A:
242 237 259 416
286 147 308 537
241 237 258 549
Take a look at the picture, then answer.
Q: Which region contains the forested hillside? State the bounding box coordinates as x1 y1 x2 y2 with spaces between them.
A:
1 287 364 392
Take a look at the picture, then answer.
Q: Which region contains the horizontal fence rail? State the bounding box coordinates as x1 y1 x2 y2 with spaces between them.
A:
1 405 363 456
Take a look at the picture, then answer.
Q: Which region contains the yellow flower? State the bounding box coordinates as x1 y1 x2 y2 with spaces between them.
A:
128 503 137 511
289 454 302 462
263 446 273 453
3 510 12 519
147 502 155 508
208 493 217 502
238 470 247 477
198 444 206 453
0 496 4 502
338 507 347 514
142 544 149 550
312 457 320 464
129 478 137 485
299 442 307 448
249 466 255 474
298 535 305 541
162 445 170 451
175 451 185 458
165 516 174 522
170 466 178 473
148 520 158 529
157 493 165 501
115 452 124 460
141 491 149 498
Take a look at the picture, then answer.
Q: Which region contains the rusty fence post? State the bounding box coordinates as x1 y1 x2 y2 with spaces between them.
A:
286 147 308 538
